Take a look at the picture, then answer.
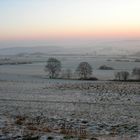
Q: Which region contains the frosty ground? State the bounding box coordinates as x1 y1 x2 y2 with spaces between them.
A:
0 54 140 139
0 79 140 140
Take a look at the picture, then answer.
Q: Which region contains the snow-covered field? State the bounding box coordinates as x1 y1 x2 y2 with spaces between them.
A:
0 80 140 139
0 54 139 80
0 55 140 139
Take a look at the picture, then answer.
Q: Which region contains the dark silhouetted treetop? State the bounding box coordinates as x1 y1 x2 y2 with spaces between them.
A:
45 58 61 79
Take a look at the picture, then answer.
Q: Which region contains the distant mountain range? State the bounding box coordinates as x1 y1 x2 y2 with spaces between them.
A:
0 39 140 56
0 46 63 55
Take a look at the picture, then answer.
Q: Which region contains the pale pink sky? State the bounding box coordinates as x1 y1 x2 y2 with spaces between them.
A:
0 0 140 47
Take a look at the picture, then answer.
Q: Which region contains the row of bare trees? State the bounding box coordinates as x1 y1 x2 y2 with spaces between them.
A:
115 68 140 81
115 71 130 81
44 58 93 79
45 58 140 81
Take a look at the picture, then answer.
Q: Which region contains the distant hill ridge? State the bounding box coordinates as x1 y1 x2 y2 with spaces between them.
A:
0 40 140 56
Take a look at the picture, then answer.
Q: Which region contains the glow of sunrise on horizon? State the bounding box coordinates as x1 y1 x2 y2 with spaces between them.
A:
0 0 140 41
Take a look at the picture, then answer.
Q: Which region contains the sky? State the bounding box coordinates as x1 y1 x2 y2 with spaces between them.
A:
0 0 140 47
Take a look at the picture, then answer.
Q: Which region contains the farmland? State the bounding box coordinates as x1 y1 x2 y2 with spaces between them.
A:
0 54 140 140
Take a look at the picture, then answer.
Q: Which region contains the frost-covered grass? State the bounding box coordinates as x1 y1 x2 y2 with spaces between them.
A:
0 54 139 139
0 54 139 80
0 79 140 139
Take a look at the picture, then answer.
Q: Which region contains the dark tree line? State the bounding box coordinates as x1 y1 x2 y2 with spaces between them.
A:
45 57 140 81
45 58 93 80
115 71 130 81
115 68 140 81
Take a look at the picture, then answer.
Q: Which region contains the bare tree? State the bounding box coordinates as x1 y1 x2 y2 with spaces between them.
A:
115 72 121 81
132 67 140 80
115 71 129 81
76 62 92 79
45 58 61 79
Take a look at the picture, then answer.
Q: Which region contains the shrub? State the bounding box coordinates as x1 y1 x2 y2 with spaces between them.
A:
99 65 114 70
